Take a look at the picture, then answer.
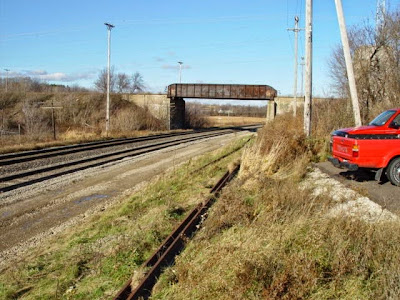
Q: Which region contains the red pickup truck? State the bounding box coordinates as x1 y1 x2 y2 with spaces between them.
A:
329 108 400 186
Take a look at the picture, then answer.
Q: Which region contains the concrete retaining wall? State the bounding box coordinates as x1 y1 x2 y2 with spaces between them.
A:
266 96 332 121
123 94 186 130
123 94 170 128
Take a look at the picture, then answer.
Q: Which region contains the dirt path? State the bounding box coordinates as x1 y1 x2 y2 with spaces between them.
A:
0 132 252 262
316 162 399 214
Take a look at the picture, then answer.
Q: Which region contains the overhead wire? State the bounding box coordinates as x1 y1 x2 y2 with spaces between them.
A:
1 13 277 42
286 0 295 56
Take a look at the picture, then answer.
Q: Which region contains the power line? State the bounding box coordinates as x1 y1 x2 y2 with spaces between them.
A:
288 16 304 116
2 14 281 41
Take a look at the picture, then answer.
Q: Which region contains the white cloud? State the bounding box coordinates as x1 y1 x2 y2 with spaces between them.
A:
0 69 97 82
38 72 67 81
24 69 48 76
154 56 165 62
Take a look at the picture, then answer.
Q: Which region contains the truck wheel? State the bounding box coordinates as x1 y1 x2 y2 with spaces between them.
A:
387 157 400 186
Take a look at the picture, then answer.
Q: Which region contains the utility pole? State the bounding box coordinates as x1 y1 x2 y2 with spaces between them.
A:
41 100 62 140
104 23 115 133
178 61 183 83
334 0 362 127
4 69 9 92
304 0 313 136
288 16 303 117
300 57 305 97
51 99 56 140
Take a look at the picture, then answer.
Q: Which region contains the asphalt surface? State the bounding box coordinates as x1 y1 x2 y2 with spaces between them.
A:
316 161 400 214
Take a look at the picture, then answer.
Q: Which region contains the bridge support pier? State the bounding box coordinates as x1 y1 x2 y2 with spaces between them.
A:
266 99 277 121
169 97 185 130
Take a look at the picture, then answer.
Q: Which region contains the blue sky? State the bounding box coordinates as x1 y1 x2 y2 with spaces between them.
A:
1 0 399 97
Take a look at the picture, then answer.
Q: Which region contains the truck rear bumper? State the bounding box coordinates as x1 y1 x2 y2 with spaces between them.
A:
328 157 359 171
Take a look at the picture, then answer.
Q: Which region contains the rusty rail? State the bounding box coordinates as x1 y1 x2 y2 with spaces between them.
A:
113 164 240 300
167 83 277 100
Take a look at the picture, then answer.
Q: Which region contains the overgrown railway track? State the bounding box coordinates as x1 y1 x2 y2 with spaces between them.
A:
0 126 258 194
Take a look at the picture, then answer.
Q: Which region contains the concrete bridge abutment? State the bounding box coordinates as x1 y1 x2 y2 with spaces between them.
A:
169 97 185 129
123 94 185 130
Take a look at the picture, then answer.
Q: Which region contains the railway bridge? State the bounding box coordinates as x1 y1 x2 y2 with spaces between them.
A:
167 83 277 128
125 83 277 129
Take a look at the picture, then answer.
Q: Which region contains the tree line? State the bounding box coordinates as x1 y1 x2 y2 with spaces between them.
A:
0 68 146 94
94 68 146 94
0 77 88 93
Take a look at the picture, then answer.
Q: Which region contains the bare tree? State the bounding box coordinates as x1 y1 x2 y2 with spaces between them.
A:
22 100 48 136
131 72 145 93
328 7 400 122
116 73 131 93
94 67 116 93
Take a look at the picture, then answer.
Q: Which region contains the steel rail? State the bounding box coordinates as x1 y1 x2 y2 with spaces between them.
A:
0 130 234 193
0 131 199 166
0 125 260 165
114 164 240 300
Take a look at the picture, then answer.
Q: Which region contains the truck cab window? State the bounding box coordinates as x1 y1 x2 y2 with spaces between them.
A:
390 114 400 128
369 110 396 126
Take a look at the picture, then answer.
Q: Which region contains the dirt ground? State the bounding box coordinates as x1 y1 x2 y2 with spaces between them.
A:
316 161 400 214
0 131 253 269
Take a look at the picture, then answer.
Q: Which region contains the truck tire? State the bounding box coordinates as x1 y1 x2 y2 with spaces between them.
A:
387 157 400 186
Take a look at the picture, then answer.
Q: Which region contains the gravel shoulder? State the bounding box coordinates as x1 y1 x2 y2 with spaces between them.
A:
315 161 400 214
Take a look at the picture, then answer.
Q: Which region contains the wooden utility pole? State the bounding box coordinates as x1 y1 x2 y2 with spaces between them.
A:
334 0 362 127
304 0 313 136
288 16 303 117
41 100 62 140
300 57 305 97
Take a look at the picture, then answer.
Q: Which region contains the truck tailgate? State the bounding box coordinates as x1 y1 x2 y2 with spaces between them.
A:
332 136 355 160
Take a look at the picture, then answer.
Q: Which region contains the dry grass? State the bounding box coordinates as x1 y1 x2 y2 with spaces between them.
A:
0 92 167 153
206 116 266 127
151 113 400 299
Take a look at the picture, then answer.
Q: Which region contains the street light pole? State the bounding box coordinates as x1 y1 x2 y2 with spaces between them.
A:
104 23 115 133
178 61 183 83
4 69 9 92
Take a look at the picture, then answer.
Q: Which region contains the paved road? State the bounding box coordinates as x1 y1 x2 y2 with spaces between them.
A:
316 162 399 214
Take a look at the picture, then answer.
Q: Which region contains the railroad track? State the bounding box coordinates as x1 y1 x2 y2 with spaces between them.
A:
0 126 258 194
114 164 241 300
0 125 260 166
0 132 192 166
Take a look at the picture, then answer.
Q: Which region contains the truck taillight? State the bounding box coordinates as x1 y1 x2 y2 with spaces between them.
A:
352 144 359 158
